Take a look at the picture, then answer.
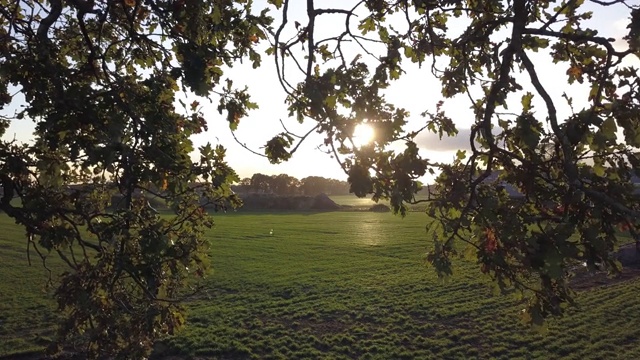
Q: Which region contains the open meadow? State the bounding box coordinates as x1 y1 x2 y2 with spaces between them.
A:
329 195 427 212
2 211 640 359
329 195 382 208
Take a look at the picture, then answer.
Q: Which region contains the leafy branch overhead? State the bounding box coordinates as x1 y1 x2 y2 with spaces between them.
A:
0 0 639 357
1 0 267 357
267 0 640 327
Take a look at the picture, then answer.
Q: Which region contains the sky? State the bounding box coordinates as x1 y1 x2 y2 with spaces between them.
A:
1 1 637 183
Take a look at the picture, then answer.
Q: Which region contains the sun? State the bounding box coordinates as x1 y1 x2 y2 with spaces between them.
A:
353 123 375 147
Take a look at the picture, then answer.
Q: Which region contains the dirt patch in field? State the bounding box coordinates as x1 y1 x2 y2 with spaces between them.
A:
570 267 640 291
236 193 340 211
568 243 640 291
369 204 391 212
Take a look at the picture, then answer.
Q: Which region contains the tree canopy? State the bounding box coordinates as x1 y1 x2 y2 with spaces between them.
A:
1 0 639 356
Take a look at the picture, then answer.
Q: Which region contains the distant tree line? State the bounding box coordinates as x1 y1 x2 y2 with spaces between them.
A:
233 174 351 196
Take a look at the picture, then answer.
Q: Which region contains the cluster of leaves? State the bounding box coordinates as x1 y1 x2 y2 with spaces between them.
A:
267 0 640 326
0 0 271 357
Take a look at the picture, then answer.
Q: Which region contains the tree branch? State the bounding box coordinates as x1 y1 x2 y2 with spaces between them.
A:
305 0 315 79
519 51 579 184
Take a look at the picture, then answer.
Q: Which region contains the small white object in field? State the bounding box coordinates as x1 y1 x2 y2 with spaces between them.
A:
269 229 274 236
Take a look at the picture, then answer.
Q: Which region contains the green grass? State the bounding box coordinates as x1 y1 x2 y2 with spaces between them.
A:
0 216 64 355
329 194 427 211
329 195 382 208
2 212 640 358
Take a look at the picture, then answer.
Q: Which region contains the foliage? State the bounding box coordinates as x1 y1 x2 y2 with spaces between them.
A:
265 0 640 325
0 0 268 357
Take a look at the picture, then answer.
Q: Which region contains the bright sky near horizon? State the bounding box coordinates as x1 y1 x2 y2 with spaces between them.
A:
1 1 637 183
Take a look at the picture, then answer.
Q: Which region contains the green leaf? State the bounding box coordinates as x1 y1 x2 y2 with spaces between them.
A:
544 249 564 279
324 95 337 108
588 84 599 101
358 17 376 35
601 117 617 139
264 134 294 164
521 92 534 112
403 46 414 58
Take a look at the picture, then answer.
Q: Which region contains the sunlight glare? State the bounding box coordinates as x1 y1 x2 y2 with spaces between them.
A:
353 123 375 147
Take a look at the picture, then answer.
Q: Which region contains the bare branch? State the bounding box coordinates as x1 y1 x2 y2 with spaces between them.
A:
230 128 268 158
305 0 315 79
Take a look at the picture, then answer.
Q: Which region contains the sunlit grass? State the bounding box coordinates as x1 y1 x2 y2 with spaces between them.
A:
329 194 382 208
1 212 640 358
329 194 430 211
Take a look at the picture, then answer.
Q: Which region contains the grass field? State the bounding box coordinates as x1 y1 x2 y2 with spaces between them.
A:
2 212 640 359
329 194 427 211
329 195 382 208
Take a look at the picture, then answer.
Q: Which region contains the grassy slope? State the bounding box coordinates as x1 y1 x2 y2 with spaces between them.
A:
1 213 640 359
